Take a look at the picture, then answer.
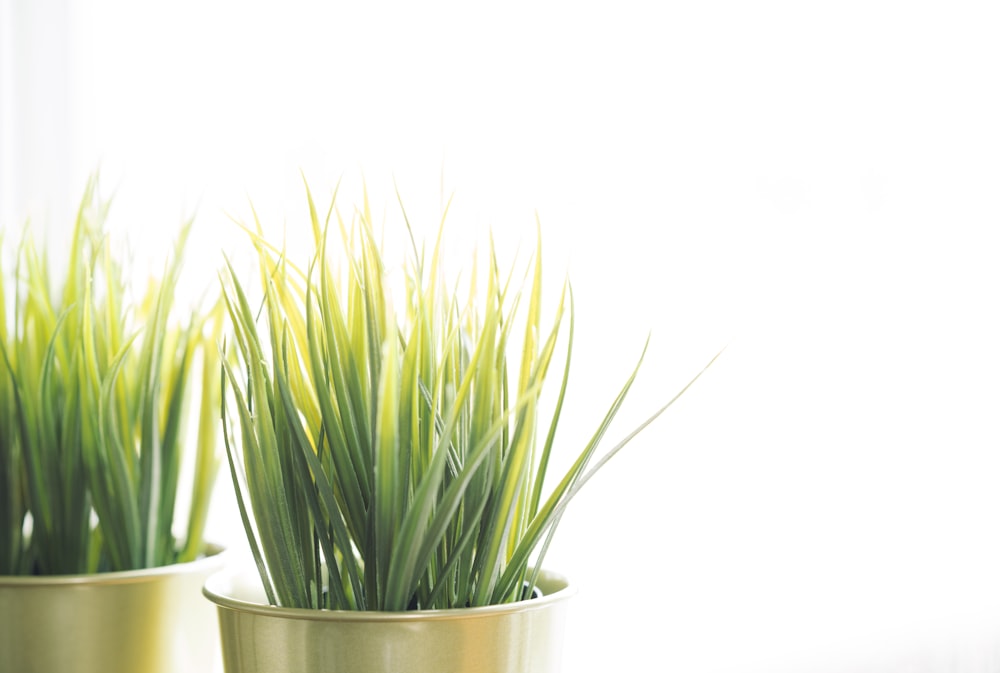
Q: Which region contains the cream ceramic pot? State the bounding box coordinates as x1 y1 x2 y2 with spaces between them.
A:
203 568 575 673
0 546 225 673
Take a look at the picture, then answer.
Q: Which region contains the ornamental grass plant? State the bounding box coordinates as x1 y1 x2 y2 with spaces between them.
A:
221 182 718 612
0 178 223 575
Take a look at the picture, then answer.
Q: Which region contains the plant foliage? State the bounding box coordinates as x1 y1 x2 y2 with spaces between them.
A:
221 182 718 611
0 178 223 575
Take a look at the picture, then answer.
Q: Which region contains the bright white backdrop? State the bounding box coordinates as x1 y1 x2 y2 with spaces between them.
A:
3 1 1000 671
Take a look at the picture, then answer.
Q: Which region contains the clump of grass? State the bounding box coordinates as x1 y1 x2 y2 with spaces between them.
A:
0 178 223 575
221 181 717 611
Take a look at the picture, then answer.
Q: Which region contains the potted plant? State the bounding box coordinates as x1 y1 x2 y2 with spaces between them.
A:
0 178 225 673
204 181 719 673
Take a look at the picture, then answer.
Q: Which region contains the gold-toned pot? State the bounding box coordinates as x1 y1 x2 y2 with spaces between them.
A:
0 546 225 673
203 568 575 673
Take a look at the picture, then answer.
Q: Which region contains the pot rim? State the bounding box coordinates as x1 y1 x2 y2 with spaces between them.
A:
0 543 227 587
203 567 576 623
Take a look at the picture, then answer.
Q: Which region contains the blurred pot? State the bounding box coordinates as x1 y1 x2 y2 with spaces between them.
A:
0 545 225 673
203 568 575 673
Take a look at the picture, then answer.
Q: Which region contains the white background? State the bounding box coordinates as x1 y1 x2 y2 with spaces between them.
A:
3 1 1000 671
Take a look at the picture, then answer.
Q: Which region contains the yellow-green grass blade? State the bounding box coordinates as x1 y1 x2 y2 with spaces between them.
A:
222 268 312 607
381 282 503 610
154 324 196 564
221 356 278 606
136 295 166 568
305 277 370 548
315 232 375 519
529 282 572 519
496 348 723 603
221 350 307 607
372 327 402 609
394 377 545 610
179 307 225 563
274 332 364 609
93 336 144 570
274 329 324 607
491 339 650 602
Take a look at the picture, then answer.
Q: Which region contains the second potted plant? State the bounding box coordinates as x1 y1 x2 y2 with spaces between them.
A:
0 179 225 673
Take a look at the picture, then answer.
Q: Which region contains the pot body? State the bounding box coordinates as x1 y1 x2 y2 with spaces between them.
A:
203 568 575 673
0 546 225 673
